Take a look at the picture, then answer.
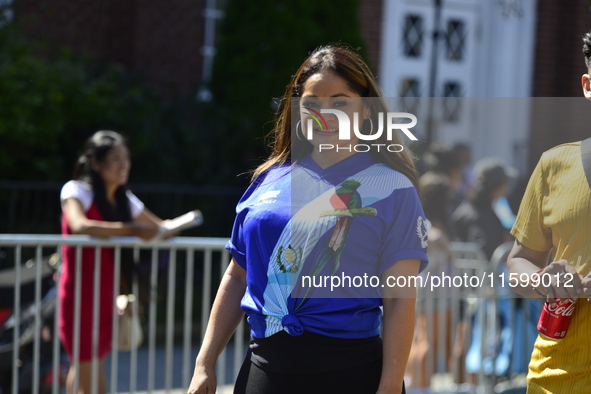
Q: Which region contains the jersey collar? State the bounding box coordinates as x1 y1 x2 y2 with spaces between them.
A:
297 152 377 185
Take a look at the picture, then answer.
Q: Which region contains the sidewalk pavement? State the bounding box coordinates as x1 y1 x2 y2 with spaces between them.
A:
130 385 233 394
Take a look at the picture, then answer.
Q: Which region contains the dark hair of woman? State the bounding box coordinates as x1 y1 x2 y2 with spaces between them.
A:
419 171 452 235
73 130 138 294
582 31 591 69
466 176 506 209
422 142 462 175
73 130 132 223
253 44 420 190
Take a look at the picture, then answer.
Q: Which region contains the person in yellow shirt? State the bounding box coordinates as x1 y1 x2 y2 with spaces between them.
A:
507 32 591 393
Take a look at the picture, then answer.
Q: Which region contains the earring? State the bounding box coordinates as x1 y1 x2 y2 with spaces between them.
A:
367 118 375 135
295 120 306 141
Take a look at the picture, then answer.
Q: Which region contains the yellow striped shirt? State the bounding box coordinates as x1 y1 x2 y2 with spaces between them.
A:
511 141 591 393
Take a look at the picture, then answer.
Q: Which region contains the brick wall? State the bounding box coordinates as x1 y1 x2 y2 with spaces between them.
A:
359 0 384 78
528 0 591 169
13 1 384 99
14 0 206 98
533 0 591 98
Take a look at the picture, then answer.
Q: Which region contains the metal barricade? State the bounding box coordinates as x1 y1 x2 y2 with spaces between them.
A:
407 241 539 394
0 234 247 394
407 242 489 394
486 242 540 394
0 236 540 394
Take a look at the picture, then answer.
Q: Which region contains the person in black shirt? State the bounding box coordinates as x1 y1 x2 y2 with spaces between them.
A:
452 157 516 259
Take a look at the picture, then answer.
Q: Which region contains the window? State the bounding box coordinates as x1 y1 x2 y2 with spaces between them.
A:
443 81 461 122
446 19 465 61
399 78 421 114
403 15 424 58
400 78 421 97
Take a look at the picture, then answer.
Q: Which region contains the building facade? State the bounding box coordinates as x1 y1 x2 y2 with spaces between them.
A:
10 0 591 172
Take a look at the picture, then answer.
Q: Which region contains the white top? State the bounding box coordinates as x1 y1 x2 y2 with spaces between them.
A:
60 180 145 219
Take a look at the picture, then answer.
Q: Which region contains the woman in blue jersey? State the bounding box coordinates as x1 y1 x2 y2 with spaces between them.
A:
188 45 428 394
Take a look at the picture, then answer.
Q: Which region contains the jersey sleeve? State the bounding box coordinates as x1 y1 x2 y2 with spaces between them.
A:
125 189 145 219
226 210 247 270
226 168 284 271
510 157 553 251
226 180 262 270
378 186 429 275
60 180 93 212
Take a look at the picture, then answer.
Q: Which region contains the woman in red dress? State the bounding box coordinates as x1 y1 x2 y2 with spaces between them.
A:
59 131 164 394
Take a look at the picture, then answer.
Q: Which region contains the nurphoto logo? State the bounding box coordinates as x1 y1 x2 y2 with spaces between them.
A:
301 108 418 153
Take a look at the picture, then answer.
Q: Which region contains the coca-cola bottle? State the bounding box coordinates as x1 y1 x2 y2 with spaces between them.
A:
537 298 577 339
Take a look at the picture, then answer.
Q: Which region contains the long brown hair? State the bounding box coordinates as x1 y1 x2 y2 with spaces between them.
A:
253 44 419 189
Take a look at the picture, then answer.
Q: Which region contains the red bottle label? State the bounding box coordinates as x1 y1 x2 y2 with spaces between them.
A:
537 298 577 339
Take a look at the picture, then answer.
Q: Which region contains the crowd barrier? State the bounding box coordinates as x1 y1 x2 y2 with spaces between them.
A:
0 236 539 394
407 241 540 394
0 234 242 394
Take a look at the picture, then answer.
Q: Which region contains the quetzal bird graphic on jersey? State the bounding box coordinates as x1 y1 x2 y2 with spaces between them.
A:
296 179 377 310
326 179 362 255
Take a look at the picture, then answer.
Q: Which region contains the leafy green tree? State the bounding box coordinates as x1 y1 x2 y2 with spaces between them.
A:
203 0 366 180
0 1 367 186
0 18 202 183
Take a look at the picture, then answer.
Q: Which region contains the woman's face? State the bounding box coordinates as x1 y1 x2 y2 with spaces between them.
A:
299 70 370 152
94 144 130 188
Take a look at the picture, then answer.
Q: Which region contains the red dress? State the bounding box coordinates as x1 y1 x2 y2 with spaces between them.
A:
58 202 115 361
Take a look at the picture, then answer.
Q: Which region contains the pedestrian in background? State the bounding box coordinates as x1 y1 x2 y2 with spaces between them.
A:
60 131 166 394
188 44 428 394
407 171 453 388
452 157 516 260
507 31 591 393
422 142 464 214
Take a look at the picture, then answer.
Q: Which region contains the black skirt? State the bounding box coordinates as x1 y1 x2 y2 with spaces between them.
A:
233 330 405 394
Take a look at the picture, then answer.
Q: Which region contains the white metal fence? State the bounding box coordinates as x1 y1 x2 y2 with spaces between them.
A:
407 242 539 394
0 236 539 394
0 234 246 394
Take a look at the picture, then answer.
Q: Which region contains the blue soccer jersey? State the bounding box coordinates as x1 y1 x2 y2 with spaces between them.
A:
226 152 428 339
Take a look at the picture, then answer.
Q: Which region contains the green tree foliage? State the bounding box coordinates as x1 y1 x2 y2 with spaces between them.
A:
0 1 367 186
204 0 366 179
0 18 203 184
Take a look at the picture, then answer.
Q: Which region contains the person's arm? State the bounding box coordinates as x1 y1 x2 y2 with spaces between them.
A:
63 198 159 240
134 207 165 227
377 258 421 394
188 259 247 394
507 240 583 300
